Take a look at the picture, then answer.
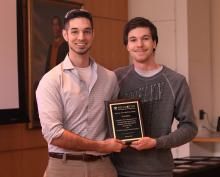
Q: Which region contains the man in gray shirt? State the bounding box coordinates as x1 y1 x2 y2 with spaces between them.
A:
112 17 198 177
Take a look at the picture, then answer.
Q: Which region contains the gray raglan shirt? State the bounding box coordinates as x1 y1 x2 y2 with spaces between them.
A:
112 65 198 177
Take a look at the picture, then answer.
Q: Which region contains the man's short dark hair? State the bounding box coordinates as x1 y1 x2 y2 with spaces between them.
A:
123 17 158 46
64 9 93 29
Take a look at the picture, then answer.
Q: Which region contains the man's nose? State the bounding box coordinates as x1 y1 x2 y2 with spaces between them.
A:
137 39 144 47
78 31 85 40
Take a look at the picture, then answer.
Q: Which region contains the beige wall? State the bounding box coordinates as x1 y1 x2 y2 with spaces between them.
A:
211 0 220 127
188 0 213 130
210 0 220 156
187 0 214 156
188 0 220 156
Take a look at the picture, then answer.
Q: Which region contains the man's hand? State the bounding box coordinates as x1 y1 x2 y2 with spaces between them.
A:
130 137 156 151
98 138 127 153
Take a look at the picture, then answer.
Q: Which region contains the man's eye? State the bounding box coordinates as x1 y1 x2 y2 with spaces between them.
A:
84 30 92 34
129 39 136 42
71 31 78 34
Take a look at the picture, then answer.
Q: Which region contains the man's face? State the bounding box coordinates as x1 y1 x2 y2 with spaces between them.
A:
63 17 94 55
127 27 156 63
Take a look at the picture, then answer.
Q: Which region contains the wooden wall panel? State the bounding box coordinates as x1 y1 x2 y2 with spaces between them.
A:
0 124 23 151
91 17 128 70
0 148 48 177
84 0 127 20
0 151 21 177
20 148 48 177
85 0 128 70
0 124 47 177
0 124 46 152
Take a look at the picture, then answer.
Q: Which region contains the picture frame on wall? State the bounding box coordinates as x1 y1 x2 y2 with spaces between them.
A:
20 0 82 128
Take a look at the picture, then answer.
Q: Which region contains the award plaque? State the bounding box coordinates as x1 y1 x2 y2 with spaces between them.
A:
105 99 144 143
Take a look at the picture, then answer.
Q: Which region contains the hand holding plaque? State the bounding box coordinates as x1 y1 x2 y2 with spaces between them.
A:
105 99 144 144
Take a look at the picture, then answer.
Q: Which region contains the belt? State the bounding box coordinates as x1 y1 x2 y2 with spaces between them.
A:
49 152 109 161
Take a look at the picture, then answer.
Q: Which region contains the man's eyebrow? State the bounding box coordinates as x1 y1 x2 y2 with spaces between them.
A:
142 34 151 37
129 34 151 38
128 36 136 39
70 27 78 30
70 27 93 30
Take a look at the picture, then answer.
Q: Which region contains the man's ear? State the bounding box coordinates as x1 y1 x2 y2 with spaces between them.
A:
62 29 68 42
153 40 157 50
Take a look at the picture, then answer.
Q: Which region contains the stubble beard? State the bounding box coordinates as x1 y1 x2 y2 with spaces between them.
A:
70 46 91 55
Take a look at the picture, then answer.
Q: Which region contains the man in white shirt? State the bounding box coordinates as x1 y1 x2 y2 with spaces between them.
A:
36 9 125 177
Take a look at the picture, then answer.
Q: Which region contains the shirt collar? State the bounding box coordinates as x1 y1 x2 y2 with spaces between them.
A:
62 54 97 71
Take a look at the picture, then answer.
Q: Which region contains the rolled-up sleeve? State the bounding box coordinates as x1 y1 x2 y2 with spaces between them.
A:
36 73 64 144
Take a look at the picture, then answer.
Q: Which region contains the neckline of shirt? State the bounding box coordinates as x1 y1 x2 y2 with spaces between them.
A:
135 65 163 77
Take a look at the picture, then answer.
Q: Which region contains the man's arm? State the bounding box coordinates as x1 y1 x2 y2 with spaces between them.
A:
51 129 125 153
